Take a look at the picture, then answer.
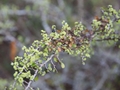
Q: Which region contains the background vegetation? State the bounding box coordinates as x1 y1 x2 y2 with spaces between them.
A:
0 0 120 90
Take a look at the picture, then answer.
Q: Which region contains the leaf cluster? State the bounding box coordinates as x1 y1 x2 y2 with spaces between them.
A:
11 5 120 90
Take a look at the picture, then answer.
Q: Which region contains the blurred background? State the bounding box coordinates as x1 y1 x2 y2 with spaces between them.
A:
0 0 120 90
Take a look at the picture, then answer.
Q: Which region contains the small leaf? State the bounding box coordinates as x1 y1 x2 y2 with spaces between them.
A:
30 75 34 80
85 53 91 58
13 72 18 77
119 45 120 48
61 62 65 68
53 57 58 62
41 71 46 76
82 61 85 65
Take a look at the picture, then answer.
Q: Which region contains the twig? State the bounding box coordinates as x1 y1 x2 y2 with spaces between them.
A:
11 47 41 89
25 69 38 90
51 59 58 72
25 54 55 90
11 65 26 89
40 54 55 67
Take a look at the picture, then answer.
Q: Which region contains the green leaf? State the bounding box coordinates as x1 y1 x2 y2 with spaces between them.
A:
13 72 18 77
18 77 23 84
30 75 34 80
82 61 85 65
53 57 58 62
85 53 91 58
61 62 65 68
116 20 120 24
41 71 46 76
119 45 120 48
